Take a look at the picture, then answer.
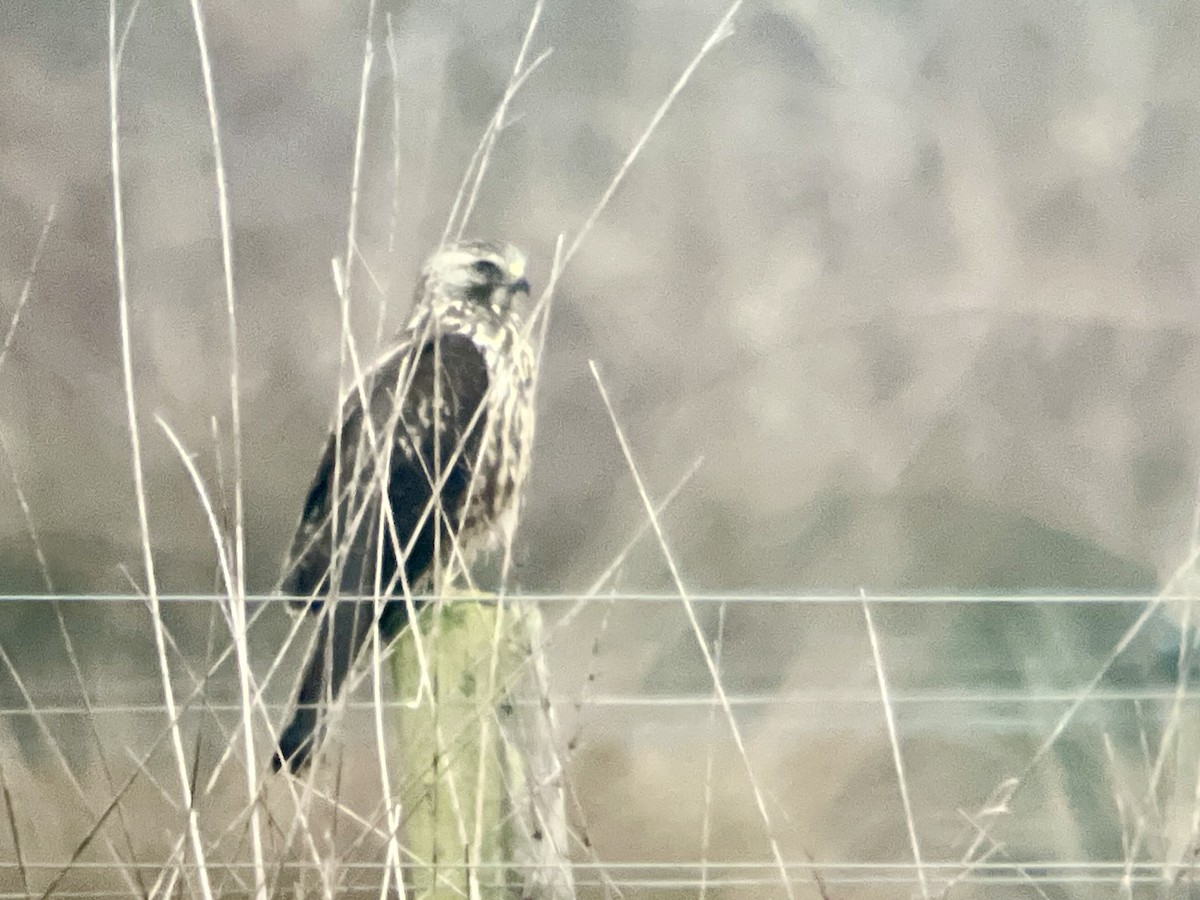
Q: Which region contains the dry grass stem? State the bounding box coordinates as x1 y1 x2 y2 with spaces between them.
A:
589 359 796 900
860 591 929 900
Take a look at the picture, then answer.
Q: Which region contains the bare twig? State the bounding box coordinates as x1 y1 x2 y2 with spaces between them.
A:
108 0 213 893
558 0 741 274
0 203 55 378
0 431 149 895
379 12 404 352
589 359 795 900
450 0 549 242
0 769 29 898
861 590 929 900
698 600 727 900
951 809 1051 900
182 0 262 892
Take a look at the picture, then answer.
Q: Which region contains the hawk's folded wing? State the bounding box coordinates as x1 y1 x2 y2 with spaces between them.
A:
279 332 491 603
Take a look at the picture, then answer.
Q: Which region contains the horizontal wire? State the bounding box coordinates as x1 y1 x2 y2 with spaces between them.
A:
1 875 1190 891
0 887 1184 900
0 884 1186 899
0 592 1192 604
3 860 1185 872
2 589 1188 892
3 688 1199 718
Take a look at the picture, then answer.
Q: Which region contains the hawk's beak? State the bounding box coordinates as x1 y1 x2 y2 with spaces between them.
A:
509 277 531 296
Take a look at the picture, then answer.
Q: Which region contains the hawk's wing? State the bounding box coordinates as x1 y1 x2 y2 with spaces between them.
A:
279 332 491 603
273 333 492 772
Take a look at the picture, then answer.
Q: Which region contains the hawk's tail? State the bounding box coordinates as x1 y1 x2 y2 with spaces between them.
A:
272 600 375 774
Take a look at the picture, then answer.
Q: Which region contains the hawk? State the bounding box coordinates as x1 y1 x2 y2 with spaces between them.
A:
272 240 537 773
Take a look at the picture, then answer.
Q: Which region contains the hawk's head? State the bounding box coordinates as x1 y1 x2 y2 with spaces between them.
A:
418 240 531 319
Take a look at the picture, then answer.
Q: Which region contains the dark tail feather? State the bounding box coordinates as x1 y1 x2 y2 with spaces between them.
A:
272 601 375 774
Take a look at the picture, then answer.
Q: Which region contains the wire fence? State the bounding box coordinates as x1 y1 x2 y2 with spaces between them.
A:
2 859 1193 886
0 592 1191 604
1 591 1198 897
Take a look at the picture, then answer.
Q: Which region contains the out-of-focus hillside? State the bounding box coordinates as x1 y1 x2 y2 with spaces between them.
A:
4 1 1198 597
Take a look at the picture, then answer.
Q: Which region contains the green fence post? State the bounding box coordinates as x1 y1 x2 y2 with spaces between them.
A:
390 592 575 899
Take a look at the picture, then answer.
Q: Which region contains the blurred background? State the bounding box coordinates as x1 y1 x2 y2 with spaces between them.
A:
3 0 1200 896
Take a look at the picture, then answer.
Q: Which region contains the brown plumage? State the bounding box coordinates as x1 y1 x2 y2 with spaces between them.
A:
273 240 537 773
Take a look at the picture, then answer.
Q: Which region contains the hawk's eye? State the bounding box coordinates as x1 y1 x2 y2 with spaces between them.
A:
471 259 504 282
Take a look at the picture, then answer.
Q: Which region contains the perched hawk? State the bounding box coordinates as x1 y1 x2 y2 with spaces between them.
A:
272 240 537 773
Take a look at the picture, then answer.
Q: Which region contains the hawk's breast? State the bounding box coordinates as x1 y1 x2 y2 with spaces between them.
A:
450 315 537 558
